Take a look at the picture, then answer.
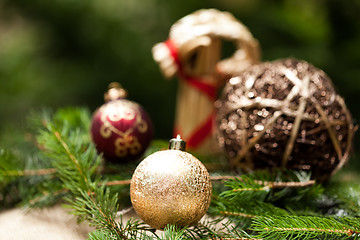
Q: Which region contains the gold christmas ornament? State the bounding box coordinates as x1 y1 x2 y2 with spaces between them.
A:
130 136 212 229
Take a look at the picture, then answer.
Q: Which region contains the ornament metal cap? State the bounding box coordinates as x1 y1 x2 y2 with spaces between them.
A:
169 134 186 151
104 82 128 102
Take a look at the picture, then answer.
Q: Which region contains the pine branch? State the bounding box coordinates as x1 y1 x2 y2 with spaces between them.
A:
0 147 63 208
210 171 360 240
4 168 57 176
159 225 188 240
0 148 21 184
210 170 329 237
217 170 322 205
251 215 360 239
326 181 360 217
0 107 96 208
27 187 68 206
211 175 315 188
3 107 360 240
193 218 258 239
137 220 258 239
219 174 270 202
36 108 101 196
88 230 118 240
105 179 132 186
36 108 160 239
212 199 288 223
72 187 127 239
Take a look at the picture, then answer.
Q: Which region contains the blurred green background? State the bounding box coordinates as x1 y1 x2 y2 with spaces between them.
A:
0 0 358 161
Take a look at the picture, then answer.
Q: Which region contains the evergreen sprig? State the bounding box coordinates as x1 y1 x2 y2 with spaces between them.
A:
326 181 360 217
220 174 270 202
0 148 20 184
0 148 23 207
73 187 155 239
251 215 360 239
214 199 288 219
219 170 321 203
2 107 360 240
213 170 323 218
88 230 116 240
0 146 62 208
35 108 160 239
37 125 101 196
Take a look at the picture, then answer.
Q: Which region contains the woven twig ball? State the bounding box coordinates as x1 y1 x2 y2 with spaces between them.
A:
216 58 356 181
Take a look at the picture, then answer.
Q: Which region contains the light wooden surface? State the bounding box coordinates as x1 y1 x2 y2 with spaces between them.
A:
0 206 93 240
0 205 225 239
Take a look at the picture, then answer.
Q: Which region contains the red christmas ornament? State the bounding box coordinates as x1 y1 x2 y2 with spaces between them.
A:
90 83 154 163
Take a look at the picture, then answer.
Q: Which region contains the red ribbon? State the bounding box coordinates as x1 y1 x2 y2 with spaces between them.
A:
165 39 217 148
164 39 217 100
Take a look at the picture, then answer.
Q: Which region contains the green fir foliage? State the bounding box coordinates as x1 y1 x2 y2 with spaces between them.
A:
326 181 360 217
35 108 160 238
0 1 359 238
1 107 360 239
252 215 360 239
0 148 21 184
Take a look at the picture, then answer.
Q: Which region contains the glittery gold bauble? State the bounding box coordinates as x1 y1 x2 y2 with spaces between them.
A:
130 149 212 229
216 58 356 181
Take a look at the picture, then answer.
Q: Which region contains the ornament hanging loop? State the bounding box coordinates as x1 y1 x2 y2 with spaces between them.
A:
104 82 128 102
169 135 186 151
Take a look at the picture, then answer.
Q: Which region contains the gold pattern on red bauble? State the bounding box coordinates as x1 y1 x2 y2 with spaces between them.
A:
90 83 153 162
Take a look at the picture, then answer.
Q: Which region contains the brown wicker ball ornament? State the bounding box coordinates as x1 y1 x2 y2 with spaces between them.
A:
216 59 356 181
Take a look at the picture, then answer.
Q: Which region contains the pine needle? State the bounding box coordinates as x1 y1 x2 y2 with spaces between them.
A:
251 215 360 239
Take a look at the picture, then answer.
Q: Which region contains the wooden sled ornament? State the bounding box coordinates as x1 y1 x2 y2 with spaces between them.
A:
152 9 261 153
